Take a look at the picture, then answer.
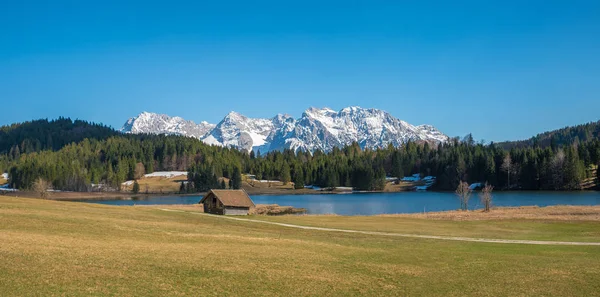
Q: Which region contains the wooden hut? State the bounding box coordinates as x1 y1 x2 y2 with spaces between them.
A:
199 189 255 215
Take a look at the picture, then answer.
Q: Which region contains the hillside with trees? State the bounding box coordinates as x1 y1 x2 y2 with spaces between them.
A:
498 120 600 150
2 118 599 193
0 118 118 156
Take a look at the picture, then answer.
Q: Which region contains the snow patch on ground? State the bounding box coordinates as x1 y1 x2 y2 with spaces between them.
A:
257 180 282 183
144 171 188 178
304 185 322 190
335 187 353 191
122 171 188 185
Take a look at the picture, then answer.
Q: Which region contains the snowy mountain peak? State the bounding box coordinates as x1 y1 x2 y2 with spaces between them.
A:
272 113 293 125
121 112 215 138
122 106 448 153
340 106 364 114
304 107 337 117
224 111 245 120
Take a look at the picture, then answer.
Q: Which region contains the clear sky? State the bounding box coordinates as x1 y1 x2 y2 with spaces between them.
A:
1 1 599 142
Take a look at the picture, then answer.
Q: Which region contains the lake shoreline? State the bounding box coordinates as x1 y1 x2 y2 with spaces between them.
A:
20 187 380 200
3 192 599 218
5 188 598 204
59 191 600 216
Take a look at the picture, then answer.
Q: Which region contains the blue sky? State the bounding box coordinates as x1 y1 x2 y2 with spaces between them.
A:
1 1 599 142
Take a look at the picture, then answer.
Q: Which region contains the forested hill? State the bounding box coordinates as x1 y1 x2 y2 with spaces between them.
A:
1 117 599 192
498 120 600 150
0 118 118 156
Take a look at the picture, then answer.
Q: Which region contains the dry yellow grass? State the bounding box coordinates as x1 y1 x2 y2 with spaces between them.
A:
383 181 421 192
138 203 205 212
244 179 295 190
1 195 600 296
385 205 600 221
253 207 600 243
121 175 188 193
143 204 600 221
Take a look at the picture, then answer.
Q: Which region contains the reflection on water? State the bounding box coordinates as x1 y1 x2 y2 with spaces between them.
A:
74 191 600 216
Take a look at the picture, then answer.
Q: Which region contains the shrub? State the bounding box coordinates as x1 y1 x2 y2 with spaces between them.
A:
480 183 493 212
33 178 50 199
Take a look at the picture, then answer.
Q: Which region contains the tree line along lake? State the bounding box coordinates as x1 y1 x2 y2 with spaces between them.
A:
74 191 600 216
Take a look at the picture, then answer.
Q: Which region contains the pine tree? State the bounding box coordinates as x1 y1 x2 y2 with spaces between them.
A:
373 167 386 190
293 164 304 189
281 163 291 185
231 166 242 189
14 145 20 160
210 174 219 189
391 152 403 178
106 162 115 189
351 165 374 191
179 181 186 193
132 180 140 194
564 147 584 190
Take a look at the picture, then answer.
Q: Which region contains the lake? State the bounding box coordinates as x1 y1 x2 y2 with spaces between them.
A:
75 191 600 216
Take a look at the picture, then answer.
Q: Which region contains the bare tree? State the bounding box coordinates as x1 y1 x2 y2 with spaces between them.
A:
32 178 50 199
455 181 472 211
480 183 493 212
551 149 566 190
501 154 512 189
170 153 178 171
134 162 146 180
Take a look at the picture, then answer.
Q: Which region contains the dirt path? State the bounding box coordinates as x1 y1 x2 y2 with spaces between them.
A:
159 209 600 246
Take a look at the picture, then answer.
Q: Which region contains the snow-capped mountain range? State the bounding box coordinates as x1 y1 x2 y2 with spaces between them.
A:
121 112 215 139
121 107 448 153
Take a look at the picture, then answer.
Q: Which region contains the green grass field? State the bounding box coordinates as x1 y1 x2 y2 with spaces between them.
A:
1 196 599 296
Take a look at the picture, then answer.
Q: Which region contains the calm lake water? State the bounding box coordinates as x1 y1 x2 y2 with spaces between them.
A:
75 191 600 216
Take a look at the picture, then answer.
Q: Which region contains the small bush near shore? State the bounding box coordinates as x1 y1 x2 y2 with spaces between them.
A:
251 204 307 215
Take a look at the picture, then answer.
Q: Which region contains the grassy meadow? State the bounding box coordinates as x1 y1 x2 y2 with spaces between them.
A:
1 196 599 296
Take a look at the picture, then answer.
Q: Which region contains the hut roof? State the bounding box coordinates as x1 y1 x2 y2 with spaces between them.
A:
200 189 255 208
